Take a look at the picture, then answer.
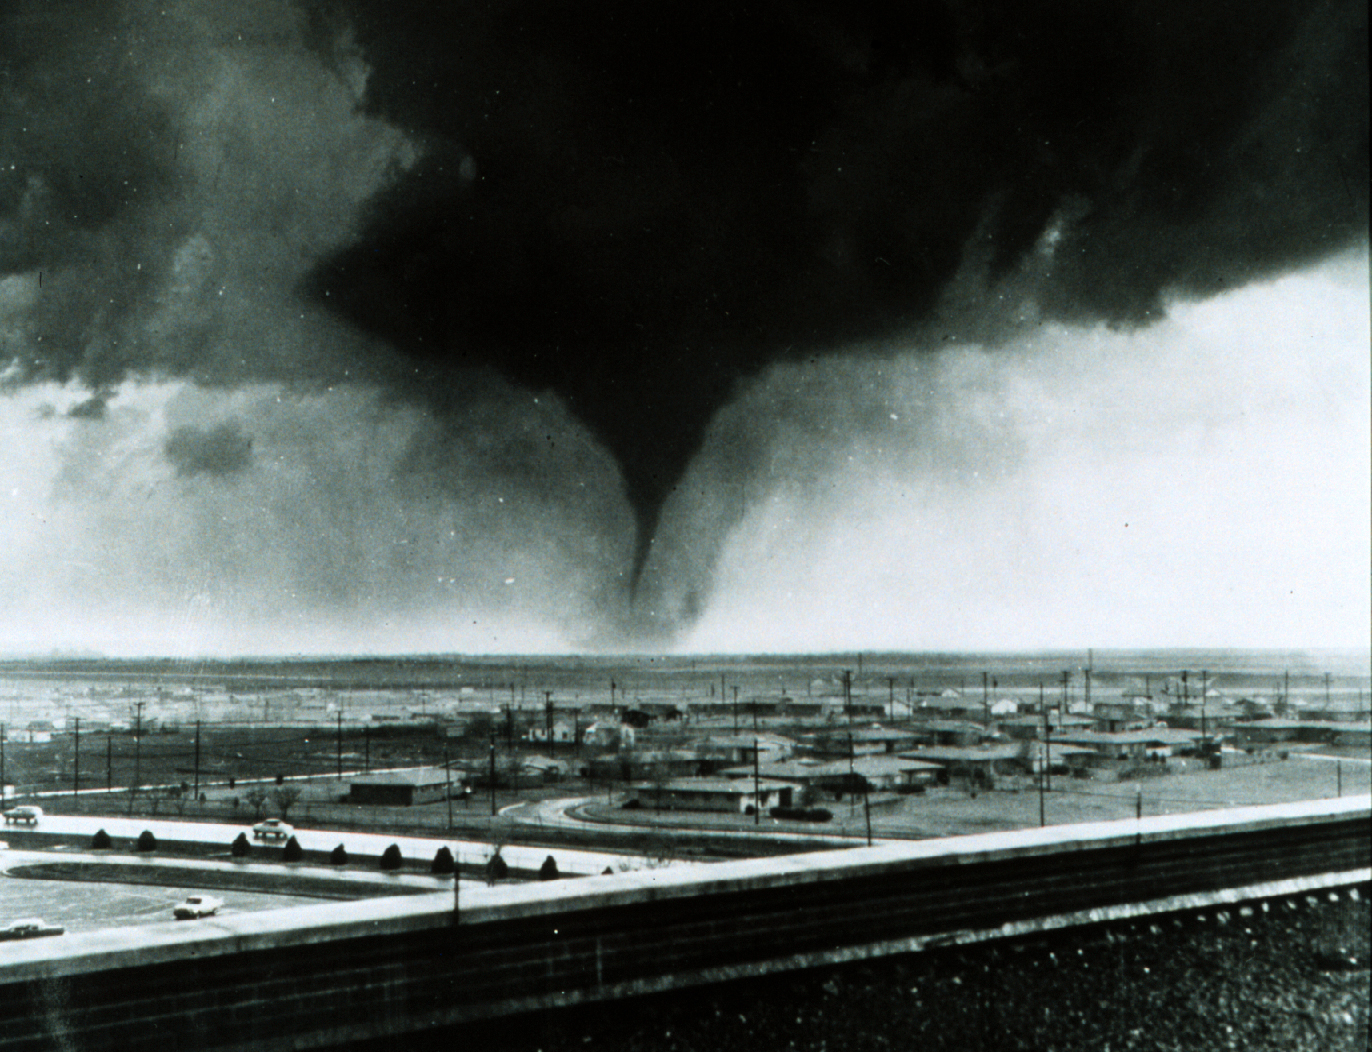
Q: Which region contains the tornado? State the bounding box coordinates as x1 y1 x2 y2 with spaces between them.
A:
302 0 1367 593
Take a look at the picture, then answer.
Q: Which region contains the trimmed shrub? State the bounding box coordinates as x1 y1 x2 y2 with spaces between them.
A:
380 843 403 871
485 852 509 883
136 830 157 852
538 855 560 881
231 832 251 857
282 835 304 862
90 828 112 850
431 847 455 875
330 844 348 866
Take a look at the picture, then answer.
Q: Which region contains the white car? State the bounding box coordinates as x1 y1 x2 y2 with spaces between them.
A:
1 918 64 940
252 818 294 841
2 806 42 825
173 895 223 920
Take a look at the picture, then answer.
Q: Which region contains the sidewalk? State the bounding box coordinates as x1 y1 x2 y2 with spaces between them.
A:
7 815 655 877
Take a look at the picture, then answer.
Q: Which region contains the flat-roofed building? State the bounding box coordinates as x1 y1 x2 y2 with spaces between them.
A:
634 777 795 814
348 767 458 806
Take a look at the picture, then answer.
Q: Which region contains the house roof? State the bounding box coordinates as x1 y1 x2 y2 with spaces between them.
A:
635 777 795 794
901 745 1025 763
719 756 941 781
1052 729 1201 746
1002 714 1096 728
906 719 987 733
350 767 454 788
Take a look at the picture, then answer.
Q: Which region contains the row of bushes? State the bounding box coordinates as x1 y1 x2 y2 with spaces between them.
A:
87 828 561 879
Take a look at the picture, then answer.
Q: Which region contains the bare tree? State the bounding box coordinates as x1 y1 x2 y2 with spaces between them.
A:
273 786 302 820
244 788 270 820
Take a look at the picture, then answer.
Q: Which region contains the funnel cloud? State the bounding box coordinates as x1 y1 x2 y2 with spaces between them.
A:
1 0 1367 651
303 0 1367 592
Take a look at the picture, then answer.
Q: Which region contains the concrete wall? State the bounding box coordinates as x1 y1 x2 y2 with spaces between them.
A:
1 796 1367 1052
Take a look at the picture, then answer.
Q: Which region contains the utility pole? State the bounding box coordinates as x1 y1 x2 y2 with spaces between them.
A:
131 701 143 814
753 737 761 826
843 669 853 724
888 677 895 719
982 671 989 726
1325 672 1332 709
732 686 739 733
1060 670 1069 714
847 732 857 815
73 718 80 800
489 735 497 817
444 741 453 830
1200 670 1209 741
106 735 112 792
1038 690 1047 829
193 721 201 800
337 712 343 779
545 691 555 755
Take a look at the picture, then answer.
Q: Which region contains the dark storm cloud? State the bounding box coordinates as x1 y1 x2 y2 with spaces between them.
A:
303 0 1369 577
164 420 254 478
0 1 182 386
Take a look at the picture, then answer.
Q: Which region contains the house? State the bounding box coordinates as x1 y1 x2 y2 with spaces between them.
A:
634 777 795 814
901 744 1027 787
587 749 700 783
1026 742 1097 775
906 719 989 747
526 717 582 745
1233 720 1372 750
804 755 942 796
914 695 985 721
1091 702 1157 733
802 727 922 758
1051 728 1203 764
348 767 458 806
694 734 794 772
999 714 1096 741
719 756 941 800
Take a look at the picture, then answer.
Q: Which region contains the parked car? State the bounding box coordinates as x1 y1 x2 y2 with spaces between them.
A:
0 918 65 940
173 895 223 920
252 818 293 841
2 806 41 825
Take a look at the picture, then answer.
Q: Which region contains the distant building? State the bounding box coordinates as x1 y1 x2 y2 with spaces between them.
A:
634 777 795 814
1051 728 1203 764
348 767 457 806
803 727 921 758
901 744 1027 787
722 755 942 799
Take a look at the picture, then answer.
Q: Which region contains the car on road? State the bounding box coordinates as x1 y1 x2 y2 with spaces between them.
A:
1 918 65 940
252 818 294 841
173 895 224 920
2 806 42 825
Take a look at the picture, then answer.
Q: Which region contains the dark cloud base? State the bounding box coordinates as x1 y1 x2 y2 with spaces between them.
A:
303 0 1369 582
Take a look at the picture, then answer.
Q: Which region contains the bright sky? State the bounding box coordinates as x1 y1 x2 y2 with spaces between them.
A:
2 253 1367 658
